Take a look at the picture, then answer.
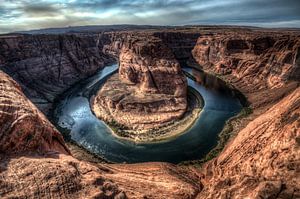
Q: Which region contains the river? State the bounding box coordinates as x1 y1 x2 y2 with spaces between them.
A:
53 64 242 163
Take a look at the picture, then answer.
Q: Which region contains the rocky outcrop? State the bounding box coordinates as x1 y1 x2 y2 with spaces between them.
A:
0 154 201 199
0 34 115 115
0 70 68 154
0 69 200 198
198 87 300 199
92 35 187 130
192 33 300 91
191 30 300 198
0 27 299 198
0 154 126 198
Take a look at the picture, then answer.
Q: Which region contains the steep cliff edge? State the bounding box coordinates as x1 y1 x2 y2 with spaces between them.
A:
0 70 68 154
191 31 300 198
92 35 188 132
0 34 115 115
0 69 200 198
0 28 299 198
199 87 300 198
192 33 300 97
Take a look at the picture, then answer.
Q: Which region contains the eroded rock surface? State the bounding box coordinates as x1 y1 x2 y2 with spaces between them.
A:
198 87 300 199
0 27 299 199
92 35 187 130
192 33 300 90
0 34 114 114
0 69 200 199
0 71 68 154
191 30 300 198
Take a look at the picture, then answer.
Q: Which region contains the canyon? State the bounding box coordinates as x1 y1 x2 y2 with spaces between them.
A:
0 26 299 198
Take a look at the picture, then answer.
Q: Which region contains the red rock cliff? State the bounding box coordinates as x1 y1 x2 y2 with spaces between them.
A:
92 34 188 130
0 70 69 154
0 27 299 198
191 30 300 198
0 34 115 114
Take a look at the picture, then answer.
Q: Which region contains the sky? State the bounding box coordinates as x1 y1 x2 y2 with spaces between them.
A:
0 0 300 33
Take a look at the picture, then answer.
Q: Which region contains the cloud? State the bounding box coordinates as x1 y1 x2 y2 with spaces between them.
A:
21 3 62 17
0 0 299 33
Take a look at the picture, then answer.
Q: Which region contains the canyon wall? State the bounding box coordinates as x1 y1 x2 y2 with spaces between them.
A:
191 31 300 198
154 31 201 63
0 34 115 114
192 32 300 90
0 69 200 198
199 87 300 198
0 28 299 198
0 70 68 154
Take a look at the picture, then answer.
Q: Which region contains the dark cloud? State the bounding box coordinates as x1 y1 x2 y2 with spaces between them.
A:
21 3 62 17
0 0 299 33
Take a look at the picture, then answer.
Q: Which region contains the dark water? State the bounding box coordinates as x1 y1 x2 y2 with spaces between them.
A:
53 64 242 163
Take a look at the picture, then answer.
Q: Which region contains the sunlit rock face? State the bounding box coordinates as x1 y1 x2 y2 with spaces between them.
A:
0 68 198 199
192 33 300 89
0 70 69 154
191 31 300 198
92 35 187 130
199 87 300 199
119 36 187 96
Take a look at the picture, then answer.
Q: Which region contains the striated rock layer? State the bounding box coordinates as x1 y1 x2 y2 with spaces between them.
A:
0 34 115 114
192 32 300 91
0 71 69 154
191 30 300 198
0 69 200 198
0 27 299 198
199 87 300 198
92 35 187 130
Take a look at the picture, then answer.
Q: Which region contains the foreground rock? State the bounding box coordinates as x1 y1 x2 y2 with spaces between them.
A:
199 87 300 198
0 69 201 198
0 71 69 154
92 35 188 131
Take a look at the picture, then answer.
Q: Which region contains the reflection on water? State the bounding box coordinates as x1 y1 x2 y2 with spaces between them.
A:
185 67 248 106
53 64 242 163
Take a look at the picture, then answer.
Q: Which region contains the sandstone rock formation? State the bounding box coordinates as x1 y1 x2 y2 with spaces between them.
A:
92 35 188 130
0 71 68 154
0 69 200 198
192 33 300 90
0 34 115 115
0 27 299 198
191 30 300 198
198 87 300 198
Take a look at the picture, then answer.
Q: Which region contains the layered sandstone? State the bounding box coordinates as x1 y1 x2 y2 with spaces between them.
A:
92 35 188 130
198 87 300 199
0 27 299 198
0 70 68 154
192 32 300 91
0 69 200 198
0 34 115 115
191 30 300 198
